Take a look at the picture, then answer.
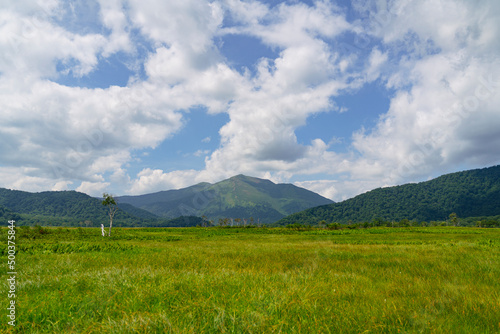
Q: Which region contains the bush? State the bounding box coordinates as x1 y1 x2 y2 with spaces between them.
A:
34 225 49 234
285 223 312 231
326 222 342 230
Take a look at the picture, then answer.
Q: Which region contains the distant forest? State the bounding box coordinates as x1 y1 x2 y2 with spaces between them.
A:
0 189 204 227
276 165 500 227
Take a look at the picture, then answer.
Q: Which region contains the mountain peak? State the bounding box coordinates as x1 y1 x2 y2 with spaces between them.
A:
227 174 275 185
117 174 333 224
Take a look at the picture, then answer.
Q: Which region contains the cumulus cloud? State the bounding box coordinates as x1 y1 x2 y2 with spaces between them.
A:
0 0 235 194
76 181 110 197
294 179 376 202
96 0 133 55
128 0 223 51
128 169 201 194
0 10 105 79
351 0 500 188
193 149 211 157
248 0 351 48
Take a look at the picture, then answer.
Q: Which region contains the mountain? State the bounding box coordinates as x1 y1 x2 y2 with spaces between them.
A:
276 165 500 225
117 174 334 224
6 165 498 228
0 188 155 226
116 203 159 220
0 174 332 226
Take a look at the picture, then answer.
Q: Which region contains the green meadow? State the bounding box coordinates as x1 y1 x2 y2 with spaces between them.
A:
1 226 500 333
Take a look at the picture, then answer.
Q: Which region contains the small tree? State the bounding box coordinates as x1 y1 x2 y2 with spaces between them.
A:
449 212 458 227
102 193 118 236
327 222 341 230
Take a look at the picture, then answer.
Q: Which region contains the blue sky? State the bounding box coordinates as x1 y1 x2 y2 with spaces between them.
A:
0 0 499 201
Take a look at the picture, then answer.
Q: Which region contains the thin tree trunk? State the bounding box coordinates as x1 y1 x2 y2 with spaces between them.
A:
109 215 113 236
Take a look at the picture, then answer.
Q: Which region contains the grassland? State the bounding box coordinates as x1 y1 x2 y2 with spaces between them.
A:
1 226 499 333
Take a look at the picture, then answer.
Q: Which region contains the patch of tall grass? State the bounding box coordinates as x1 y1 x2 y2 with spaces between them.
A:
0 227 499 333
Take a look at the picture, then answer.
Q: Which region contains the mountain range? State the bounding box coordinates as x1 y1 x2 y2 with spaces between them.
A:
1 165 499 227
116 174 334 224
0 175 333 226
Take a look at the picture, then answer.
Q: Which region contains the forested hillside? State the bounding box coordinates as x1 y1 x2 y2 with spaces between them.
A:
0 189 153 226
0 204 20 221
0 188 259 227
276 165 500 225
117 174 333 224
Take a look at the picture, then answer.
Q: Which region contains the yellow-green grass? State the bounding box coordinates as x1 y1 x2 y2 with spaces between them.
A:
1 227 499 333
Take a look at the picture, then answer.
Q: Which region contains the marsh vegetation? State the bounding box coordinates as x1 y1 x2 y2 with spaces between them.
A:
1 226 499 333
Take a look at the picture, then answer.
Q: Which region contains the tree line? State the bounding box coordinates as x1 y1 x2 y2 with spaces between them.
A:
277 165 500 226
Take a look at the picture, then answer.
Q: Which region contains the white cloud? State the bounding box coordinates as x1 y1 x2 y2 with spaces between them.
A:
0 79 185 184
52 180 73 191
365 47 388 82
128 0 223 51
293 180 341 202
0 10 106 79
249 0 351 48
193 149 211 157
128 169 200 194
0 167 62 193
221 0 268 26
76 181 110 197
0 1 216 195
96 0 133 55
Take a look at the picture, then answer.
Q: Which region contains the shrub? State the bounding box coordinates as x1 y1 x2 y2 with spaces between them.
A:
326 222 342 230
285 223 312 231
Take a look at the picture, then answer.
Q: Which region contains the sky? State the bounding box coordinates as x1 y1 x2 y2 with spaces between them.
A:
0 0 499 202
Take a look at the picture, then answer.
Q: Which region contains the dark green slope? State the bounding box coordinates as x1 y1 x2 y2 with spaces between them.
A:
117 183 212 218
276 165 500 225
117 203 159 220
117 175 334 224
0 204 21 221
0 188 153 226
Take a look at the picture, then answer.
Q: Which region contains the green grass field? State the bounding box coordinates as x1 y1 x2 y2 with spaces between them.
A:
1 226 499 333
